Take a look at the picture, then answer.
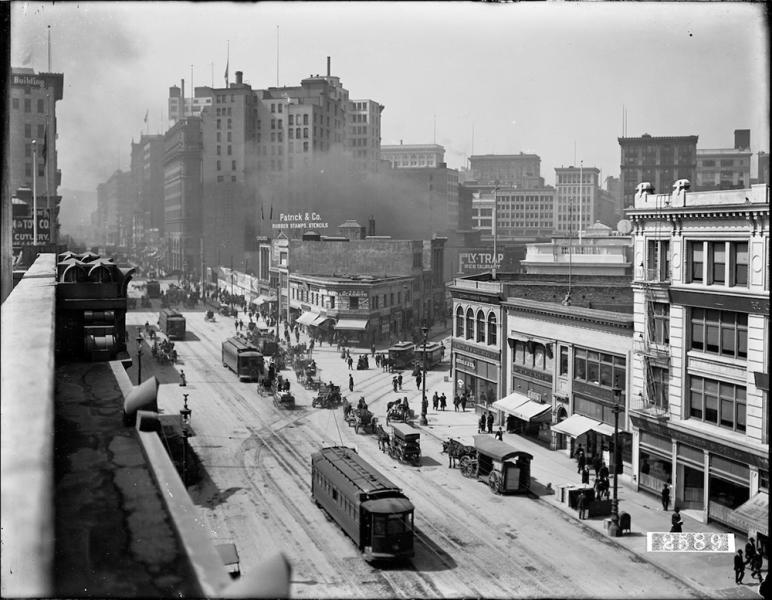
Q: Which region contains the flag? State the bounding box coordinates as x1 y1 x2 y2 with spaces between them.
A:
261 204 264 220
224 58 229 83
144 109 149 124
269 205 273 220
41 125 48 166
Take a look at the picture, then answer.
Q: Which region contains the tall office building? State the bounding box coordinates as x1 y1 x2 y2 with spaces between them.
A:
95 170 132 249
696 130 752 191
554 166 602 234
130 134 165 241
381 143 445 169
347 99 384 173
469 153 544 188
168 84 213 124
618 134 698 208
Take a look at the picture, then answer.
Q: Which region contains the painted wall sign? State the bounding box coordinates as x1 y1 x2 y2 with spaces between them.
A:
271 211 329 231
12 212 51 248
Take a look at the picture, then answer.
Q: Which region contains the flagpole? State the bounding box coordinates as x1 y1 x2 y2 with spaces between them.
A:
32 140 38 245
225 40 229 88
46 92 52 246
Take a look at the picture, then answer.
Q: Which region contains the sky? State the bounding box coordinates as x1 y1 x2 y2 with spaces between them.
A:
10 1 770 194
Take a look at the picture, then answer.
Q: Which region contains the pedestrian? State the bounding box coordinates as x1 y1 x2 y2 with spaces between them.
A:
397 373 403 390
432 391 439 411
759 573 769 598
416 372 422 389
751 548 764 583
592 454 602 479
179 370 187 387
349 374 354 392
577 491 588 520
440 393 447 411
581 465 590 485
392 376 398 393
494 427 503 441
371 343 376 357
746 538 763 582
348 356 353 370
486 411 494 433
670 508 683 533
599 461 609 481
478 413 486 433
661 482 671 512
735 549 746 584
461 395 467 412
577 448 586 474
453 395 460 412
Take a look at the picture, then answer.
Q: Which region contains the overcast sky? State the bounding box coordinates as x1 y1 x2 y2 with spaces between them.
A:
10 1 769 193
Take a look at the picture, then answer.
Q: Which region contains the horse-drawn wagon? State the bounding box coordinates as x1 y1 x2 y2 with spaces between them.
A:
343 397 377 434
312 383 343 409
385 398 414 425
458 435 533 494
273 390 295 410
385 423 421 466
442 436 477 469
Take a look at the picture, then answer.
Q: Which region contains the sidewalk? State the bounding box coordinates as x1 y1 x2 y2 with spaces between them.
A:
414 406 763 599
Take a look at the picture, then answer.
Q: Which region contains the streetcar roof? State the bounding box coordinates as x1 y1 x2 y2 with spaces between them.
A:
473 435 533 462
313 446 401 494
361 497 414 514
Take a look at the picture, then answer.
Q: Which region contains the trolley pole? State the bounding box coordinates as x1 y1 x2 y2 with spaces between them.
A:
419 324 428 426
608 385 622 537
135 334 143 385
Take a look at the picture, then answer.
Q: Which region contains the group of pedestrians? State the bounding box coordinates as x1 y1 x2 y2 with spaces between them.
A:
734 537 765 585
431 391 448 411
452 394 468 412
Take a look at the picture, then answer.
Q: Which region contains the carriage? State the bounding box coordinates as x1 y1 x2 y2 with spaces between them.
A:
386 423 421 467
312 383 343 409
385 399 414 425
273 390 295 410
458 435 533 495
343 398 377 434
151 338 178 364
204 309 216 322
442 437 477 469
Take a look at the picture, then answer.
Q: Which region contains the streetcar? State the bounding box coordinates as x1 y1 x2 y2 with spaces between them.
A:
387 341 415 371
414 341 444 370
159 308 186 340
222 337 265 381
311 446 415 562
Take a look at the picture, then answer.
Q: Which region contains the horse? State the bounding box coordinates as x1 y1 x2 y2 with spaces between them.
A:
375 424 390 452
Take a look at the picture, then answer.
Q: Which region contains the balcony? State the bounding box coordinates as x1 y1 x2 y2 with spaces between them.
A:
630 391 669 420
632 337 670 362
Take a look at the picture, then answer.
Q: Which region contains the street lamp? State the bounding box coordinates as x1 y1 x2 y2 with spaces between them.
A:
608 384 623 537
419 324 429 426
180 393 191 487
135 334 143 385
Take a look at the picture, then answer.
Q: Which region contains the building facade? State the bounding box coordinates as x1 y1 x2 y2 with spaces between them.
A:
471 187 557 242
168 84 213 124
130 134 165 241
627 181 768 540
95 170 132 249
347 99 384 173
469 154 544 188
695 130 752 192
380 143 445 169
554 166 602 234
619 134 698 208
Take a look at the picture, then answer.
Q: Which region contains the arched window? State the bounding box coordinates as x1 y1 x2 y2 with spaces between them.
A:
456 306 464 338
476 310 485 343
465 308 474 340
487 313 497 346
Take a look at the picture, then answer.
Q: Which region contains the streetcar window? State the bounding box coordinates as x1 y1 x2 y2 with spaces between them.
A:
332 489 338 501
386 513 412 535
373 517 386 535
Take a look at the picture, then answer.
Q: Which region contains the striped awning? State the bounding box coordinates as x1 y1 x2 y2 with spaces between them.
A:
492 392 530 415
334 318 368 331
509 400 552 422
296 311 318 326
311 314 331 326
551 414 599 438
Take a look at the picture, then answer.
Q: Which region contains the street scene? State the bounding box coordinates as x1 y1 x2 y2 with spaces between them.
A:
3 2 769 599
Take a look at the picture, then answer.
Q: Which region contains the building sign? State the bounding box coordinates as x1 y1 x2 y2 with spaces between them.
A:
12 74 46 88
271 211 329 231
338 289 369 297
456 355 476 371
457 246 522 274
12 211 51 248
452 339 500 362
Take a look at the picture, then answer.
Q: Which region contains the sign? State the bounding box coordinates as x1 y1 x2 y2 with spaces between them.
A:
271 211 329 231
456 355 476 371
457 246 523 274
528 390 543 402
12 74 46 88
12 211 51 248
338 289 368 297
646 532 734 553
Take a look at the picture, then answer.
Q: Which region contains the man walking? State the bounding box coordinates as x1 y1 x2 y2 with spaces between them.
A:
577 491 588 520
349 374 354 393
397 373 403 390
661 482 671 512
478 413 486 434
392 376 398 393
432 391 439 411
670 508 683 533
486 411 494 434
440 393 447 411
734 549 746 584
347 356 353 370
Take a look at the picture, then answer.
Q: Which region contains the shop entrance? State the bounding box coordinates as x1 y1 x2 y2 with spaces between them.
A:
678 464 705 510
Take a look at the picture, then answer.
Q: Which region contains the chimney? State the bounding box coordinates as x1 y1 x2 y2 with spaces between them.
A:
180 79 185 114
734 129 750 150
327 56 331 77
236 71 243 85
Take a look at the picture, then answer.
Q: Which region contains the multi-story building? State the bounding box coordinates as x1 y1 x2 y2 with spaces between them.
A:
695 130 752 191
380 143 445 169
163 117 203 276
130 134 165 242
554 166 616 234
95 170 132 249
757 151 769 185
8 67 65 246
627 181 768 540
347 99 384 173
471 187 556 241
619 134 698 208
168 83 213 124
469 153 544 188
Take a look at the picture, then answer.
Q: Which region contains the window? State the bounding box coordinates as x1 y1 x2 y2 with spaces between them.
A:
216 160 221 171
232 160 236 171
688 375 745 432
647 364 669 410
25 162 32 177
217 118 221 129
476 310 485 343
303 114 309 125
465 308 474 340
647 239 670 281
24 124 31 138
731 242 748 287
710 242 726 284
650 303 670 345
487 313 497 346
688 241 704 283
456 307 464 337
573 348 626 390
12 97 19 109
303 128 309 139
37 99 44 113
24 98 31 112
349 297 359 310
689 308 747 359
37 124 44 138
227 145 232 155
559 346 569 376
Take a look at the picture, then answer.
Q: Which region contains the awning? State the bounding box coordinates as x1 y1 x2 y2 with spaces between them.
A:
311 314 331 326
509 400 552 422
492 392 530 414
592 422 616 437
255 294 276 305
335 318 368 331
551 414 600 438
730 492 768 536
296 311 318 326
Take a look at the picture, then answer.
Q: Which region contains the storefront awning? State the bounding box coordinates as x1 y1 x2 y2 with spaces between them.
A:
730 492 768 536
510 400 552 422
592 422 616 437
551 414 600 438
255 294 276 305
335 318 368 331
492 392 530 414
311 314 331 326
296 311 318 326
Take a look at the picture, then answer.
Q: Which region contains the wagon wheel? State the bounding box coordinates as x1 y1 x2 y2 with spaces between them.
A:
488 472 501 494
460 458 477 478
354 422 360 434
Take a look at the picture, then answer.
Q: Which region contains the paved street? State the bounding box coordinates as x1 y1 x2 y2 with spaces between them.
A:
123 291 763 599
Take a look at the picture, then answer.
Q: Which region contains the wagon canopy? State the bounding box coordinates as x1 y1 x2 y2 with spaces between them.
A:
391 423 420 440
362 497 415 514
473 435 533 462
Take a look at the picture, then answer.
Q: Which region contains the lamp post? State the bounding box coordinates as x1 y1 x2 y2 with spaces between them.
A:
135 334 143 385
180 393 191 487
419 324 429 426
608 384 623 537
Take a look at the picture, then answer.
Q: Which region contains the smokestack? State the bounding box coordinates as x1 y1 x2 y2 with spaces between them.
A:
180 79 185 116
327 56 330 77
236 70 243 85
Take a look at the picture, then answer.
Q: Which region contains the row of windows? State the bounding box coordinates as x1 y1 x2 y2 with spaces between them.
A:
511 340 554 373
573 348 627 390
688 375 745 432
314 471 358 521
689 308 747 359
455 307 497 346
215 160 237 172
688 241 748 287
11 97 46 113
